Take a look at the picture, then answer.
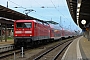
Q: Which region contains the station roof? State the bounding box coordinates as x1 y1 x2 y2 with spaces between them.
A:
0 5 36 20
66 0 90 29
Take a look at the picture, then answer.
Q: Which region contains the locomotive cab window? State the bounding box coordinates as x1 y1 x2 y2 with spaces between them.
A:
23 23 32 28
16 23 23 28
16 22 32 28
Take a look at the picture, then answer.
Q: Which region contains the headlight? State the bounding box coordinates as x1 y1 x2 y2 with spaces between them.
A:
30 35 32 36
15 35 17 36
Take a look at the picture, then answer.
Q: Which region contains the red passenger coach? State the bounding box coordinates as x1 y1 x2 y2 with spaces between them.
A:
14 20 50 47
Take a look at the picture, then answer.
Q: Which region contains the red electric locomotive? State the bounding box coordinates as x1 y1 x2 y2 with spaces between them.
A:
14 20 51 47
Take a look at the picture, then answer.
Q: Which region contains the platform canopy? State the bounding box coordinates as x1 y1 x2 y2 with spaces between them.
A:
0 5 38 20
66 0 90 29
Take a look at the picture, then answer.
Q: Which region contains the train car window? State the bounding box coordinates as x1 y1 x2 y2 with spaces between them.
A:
34 23 36 28
23 23 32 28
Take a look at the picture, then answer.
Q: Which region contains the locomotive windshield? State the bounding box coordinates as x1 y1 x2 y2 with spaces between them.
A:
16 22 32 28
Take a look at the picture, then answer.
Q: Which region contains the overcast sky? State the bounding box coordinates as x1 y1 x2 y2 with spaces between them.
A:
0 0 81 32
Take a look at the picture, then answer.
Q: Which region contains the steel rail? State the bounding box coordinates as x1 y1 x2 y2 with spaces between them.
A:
52 41 72 60
33 39 72 60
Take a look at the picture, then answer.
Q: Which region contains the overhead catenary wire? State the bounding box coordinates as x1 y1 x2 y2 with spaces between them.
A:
31 12 50 20
50 0 69 21
50 0 73 31
7 0 52 21
7 0 71 25
31 0 70 28
30 0 72 28
32 0 70 22
32 0 59 20
8 0 26 9
27 1 54 20
8 0 59 21
33 0 42 7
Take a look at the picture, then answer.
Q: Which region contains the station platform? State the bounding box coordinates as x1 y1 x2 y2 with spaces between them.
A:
0 40 14 46
61 36 90 60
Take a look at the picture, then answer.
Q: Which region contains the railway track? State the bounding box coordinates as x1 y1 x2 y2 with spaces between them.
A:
0 37 76 60
0 49 21 59
0 44 21 59
0 44 14 53
33 40 72 60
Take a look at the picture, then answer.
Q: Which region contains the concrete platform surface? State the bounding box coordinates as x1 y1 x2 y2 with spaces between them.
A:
61 36 90 60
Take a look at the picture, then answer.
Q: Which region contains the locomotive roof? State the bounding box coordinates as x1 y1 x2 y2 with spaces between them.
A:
15 20 34 22
15 19 49 25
